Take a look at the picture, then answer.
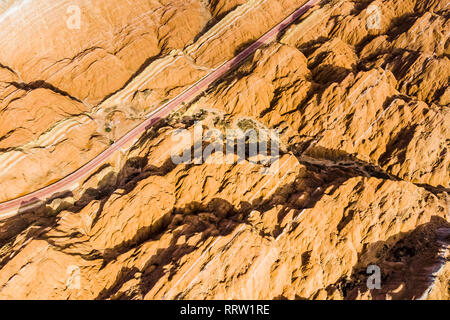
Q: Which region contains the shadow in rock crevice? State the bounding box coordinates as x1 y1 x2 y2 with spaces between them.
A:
93 148 406 299
78 142 448 299
295 143 449 195
2 133 444 299
95 197 247 300
326 216 450 300
0 150 178 265
9 80 86 104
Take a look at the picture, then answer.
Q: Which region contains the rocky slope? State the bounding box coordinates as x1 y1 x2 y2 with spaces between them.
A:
0 0 448 299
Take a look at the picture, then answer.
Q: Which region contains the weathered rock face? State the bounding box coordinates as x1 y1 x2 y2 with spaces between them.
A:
0 0 448 300
0 0 306 202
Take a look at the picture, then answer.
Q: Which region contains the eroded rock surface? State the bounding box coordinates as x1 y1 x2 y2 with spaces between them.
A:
0 0 448 300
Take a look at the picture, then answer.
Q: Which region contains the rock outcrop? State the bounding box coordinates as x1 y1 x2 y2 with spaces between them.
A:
0 0 448 300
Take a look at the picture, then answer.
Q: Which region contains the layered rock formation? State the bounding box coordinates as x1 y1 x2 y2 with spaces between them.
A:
0 0 448 300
